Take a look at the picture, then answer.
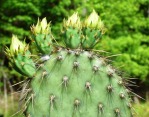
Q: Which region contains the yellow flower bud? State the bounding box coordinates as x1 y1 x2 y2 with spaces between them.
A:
84 10 106 33
31 17 51 34
10 35 26 55
34 18 41 33
64 12 81 28
84 10 100 28
41 18 48 32
97 21 106 34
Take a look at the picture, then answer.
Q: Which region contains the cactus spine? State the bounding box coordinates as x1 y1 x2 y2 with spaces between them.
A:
6 10 134 117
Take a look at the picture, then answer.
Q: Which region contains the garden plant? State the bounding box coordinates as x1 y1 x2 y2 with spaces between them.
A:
6 10 135 117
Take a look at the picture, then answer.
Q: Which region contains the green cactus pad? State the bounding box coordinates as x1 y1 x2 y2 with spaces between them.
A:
25 49 132 117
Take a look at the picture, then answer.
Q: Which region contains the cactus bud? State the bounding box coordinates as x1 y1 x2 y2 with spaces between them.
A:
9 35 26 56
62 12 82 49
82 10 106 49
31 18 53 54
31 17 51 34
40 18 48 31
84 10 106 32
84 10 100 28
97 21 106 34
33 18 41 34
63 12 81 29
5 35 36 77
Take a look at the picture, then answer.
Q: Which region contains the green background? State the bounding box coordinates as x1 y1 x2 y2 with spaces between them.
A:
0 0 149 116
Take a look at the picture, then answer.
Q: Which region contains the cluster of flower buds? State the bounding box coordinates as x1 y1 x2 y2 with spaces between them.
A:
62 10 106 49
63 10 106 33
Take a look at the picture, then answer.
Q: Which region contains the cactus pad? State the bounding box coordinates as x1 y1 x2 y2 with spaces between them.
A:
25 49 132 117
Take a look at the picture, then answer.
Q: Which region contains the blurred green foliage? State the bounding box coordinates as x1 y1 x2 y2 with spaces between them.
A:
0 0 149 86
134 101 149 117
0 0 149 117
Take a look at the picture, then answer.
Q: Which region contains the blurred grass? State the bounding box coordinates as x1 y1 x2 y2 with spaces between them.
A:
0 94 24 117
134 101 149 117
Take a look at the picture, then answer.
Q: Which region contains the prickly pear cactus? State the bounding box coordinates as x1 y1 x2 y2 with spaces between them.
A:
6 10 134 117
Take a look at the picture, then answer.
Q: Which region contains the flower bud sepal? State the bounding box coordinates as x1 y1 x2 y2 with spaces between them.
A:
62 27 82 49
5 35 36 77
81 27 102 49
31 18 53 54
32 33 53 54
62 13 82 49
11 51 36 77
